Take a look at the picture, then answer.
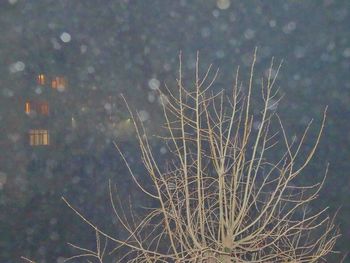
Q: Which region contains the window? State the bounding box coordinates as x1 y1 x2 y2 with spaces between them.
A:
37 74 46 85
51 76 67 91
29 129 50 146
39 102 49 115
24 101 49 115
25 102 31 114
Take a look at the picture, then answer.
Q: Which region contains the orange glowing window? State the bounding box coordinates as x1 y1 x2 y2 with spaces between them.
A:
38 102 49 115
29 129 50 146
37 74 46 85
24 101 49 115
25 102 31 114
52 76 67 91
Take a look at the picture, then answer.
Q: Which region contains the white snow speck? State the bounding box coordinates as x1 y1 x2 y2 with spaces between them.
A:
138 110 150 122
148 92 156 103
80 44 88 54
60 32 71 43
87 66 95 74
35 87 43 94
269 20 276 28
343 48 350 58
9 61 25 73
282 22 296 34
294 46 306 59
51 38 61 50
212 9 220 18
104 103 112 111
8 133 20 143
163 63 172 71
2 88 14 97
327 42 335 51
215 50 225 59
160 147 167 154
244 29 255 40
148 78 160 90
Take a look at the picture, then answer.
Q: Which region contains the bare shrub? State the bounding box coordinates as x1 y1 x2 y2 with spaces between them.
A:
63 49 339 262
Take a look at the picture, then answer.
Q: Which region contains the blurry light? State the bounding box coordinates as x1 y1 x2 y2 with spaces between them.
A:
138 110 150 122
160 147 167 154
148 78 160 90
87 66 95 74
212 9 220 18
9 61 25 73
269 20 277 28
52 76 67 91
282 21 297 34
104 103 112 111
163 63 171 71
71 117 77 129
8 133 20 143
25 102 30 114
60 32 71 43
343 48 350 58
147 92 156 103
29 130 50 146
80 44 88 54
244 29 255 40
215 50 225 59
35 87 43 94
2 88 14 97
37 74 45 85
51 38 62 50
217 0 231 10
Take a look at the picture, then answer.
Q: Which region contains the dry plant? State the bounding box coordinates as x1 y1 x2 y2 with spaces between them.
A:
63 49 340 262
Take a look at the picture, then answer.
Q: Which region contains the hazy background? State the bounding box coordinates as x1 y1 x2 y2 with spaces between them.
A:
0 0 349 262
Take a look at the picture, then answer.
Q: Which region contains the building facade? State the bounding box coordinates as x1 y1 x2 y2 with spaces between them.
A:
24 74 67 147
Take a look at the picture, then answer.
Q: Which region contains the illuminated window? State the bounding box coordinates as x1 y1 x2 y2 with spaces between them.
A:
25 102 31 114
29 130 50 146
52 76 67 91
24 101 49 115
39 102 49 115
37 74 46 85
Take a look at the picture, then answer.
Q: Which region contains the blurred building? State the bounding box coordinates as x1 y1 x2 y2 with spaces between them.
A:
24 73 67 147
